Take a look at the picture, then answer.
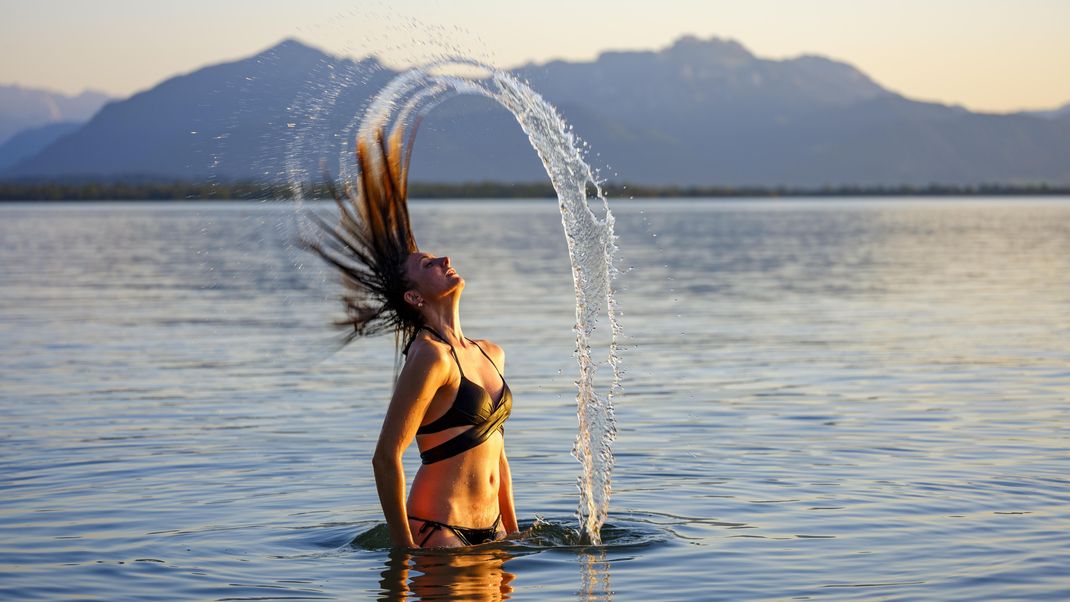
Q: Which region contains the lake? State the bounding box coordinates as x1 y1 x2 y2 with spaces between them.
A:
1 198 1068 600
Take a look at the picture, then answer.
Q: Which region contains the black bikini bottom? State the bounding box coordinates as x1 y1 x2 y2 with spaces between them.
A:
408 513 503 547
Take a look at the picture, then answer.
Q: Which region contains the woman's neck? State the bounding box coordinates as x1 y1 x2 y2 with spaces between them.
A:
423 301 464 344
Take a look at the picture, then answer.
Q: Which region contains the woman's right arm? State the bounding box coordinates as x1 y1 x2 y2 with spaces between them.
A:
371 341 450 548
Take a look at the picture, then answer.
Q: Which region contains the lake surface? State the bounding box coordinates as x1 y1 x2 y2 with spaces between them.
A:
1 198 1068 601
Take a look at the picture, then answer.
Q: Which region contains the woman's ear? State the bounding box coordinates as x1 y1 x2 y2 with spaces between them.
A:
403 290 422 307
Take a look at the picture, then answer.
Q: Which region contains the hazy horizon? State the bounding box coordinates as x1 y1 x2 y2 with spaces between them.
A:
2 0 1069 113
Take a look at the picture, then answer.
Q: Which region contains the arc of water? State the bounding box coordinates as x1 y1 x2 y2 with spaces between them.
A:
322 59 623 544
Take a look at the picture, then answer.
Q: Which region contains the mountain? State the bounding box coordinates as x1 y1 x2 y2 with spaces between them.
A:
5 37 1070 186
3 40 398 183
0 122 82 170
1023 102 1070 119
0 85 109 145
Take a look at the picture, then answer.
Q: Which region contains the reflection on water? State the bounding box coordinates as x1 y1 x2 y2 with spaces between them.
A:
579 549 613 601
378 547 517 601
374 544 614 602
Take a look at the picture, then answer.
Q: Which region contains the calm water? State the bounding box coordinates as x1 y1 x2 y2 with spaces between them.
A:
1 198 1069 601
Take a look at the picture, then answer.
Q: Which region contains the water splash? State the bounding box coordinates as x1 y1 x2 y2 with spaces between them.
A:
298 59 622 544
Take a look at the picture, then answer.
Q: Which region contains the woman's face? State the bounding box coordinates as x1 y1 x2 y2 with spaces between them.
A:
403 251 464 305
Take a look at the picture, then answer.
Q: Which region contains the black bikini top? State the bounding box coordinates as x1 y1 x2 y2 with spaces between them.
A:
410 326 512 464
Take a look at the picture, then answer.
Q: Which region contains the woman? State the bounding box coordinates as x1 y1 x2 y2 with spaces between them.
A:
305 127 518 548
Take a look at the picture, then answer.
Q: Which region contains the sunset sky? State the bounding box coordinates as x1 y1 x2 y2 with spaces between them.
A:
2 0 1068 113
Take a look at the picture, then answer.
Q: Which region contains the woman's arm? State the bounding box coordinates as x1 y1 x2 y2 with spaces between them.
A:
371 341 450 548
485 340 518 533
498 448 519 533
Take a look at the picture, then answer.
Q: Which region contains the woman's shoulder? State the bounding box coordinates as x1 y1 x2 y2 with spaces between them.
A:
472 338 505 369
472 338 503 353
404 332 456 371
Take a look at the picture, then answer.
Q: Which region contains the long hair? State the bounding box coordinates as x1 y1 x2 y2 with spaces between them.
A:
302 123 423 358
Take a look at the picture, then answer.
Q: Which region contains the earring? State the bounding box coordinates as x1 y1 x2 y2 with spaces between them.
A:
418 302 424 308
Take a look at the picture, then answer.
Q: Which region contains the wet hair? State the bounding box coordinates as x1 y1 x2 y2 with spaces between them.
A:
302 125 422 353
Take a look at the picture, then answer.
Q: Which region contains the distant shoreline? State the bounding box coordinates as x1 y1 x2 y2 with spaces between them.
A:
1 180 1069 201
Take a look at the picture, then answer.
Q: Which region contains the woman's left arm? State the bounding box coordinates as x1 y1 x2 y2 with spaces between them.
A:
498 448 519 533
489 340 519 533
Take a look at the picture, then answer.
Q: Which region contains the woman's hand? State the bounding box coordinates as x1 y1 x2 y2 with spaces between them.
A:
372 337 452 548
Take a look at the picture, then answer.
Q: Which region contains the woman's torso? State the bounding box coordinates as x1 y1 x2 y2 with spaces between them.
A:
406 332 508 527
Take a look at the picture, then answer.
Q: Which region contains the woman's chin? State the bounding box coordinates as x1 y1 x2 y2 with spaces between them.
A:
439 278 464 297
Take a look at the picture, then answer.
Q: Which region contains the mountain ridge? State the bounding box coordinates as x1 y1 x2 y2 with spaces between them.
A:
5 36 1069 186
0 84 110 145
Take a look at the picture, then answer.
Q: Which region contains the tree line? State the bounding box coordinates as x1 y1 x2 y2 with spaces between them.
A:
1 180 1068 201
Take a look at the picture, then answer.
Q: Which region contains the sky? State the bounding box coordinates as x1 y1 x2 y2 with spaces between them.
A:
2 0 1069 113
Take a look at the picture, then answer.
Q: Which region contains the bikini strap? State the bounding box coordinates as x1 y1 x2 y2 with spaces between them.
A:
408 515 444 548
466 337 504 379
408 514 503 548
416 326 465 378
